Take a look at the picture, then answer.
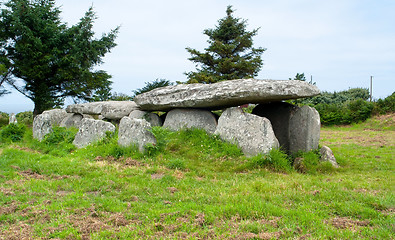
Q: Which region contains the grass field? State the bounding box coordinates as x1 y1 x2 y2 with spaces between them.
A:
0 114 394 239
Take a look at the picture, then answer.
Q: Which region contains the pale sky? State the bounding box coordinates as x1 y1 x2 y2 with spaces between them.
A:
1 0 394 113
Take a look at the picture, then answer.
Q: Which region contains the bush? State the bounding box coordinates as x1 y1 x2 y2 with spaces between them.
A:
0 112 9 128
16 111 34 126
39 126 78 155
248 149 292 173
0 123 26 142
374 92 395 114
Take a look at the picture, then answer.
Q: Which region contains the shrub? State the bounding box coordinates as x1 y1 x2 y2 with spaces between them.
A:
0 112 9 128
39 126 78 155
166 158 186 170
374 92 395 114
16 111 34 126
248 149 292 173
0 123 26 142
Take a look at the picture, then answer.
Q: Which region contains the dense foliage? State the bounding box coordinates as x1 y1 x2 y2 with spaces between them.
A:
185 6 265 84
292 88 394 125
0 0 118 115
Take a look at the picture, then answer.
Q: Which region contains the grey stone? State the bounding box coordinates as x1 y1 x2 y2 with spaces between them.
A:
66 101 139 119
66 102 104 115
320 146 339 168
252 102 299 153
73 118 116 148
33 109 68 141
9 113 17 124
101 101 139 120
163 109 217 134
118 117 157 152
128 110 162 127
134 79 320 111
289 105 321 153
214 107 279 157
60 113 93 128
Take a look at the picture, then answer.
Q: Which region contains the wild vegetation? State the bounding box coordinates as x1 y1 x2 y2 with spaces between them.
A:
0 113 393 239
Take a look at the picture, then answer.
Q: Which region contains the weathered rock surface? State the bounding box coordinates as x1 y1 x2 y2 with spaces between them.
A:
320 146 339 168
60 113 93 128
66 101 139 119
129 110 162 127
33 109 68 141
163 109 217 134
9 113 17 124
73 118 116 148
66 102 104 115
118 117 156 152
134 79 320 111
252 102 299 152
289 105 320 153
101 101 139 120
214 107 279 156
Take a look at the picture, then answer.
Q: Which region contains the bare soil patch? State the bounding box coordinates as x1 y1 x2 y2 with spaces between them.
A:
326 217 370 230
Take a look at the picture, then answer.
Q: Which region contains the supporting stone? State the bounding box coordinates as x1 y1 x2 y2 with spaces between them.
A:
118 117 157 152
129 110 162 127
33 109 68 141
214 107 279 157
163 109 217 134
252 102 299 152
73 118 115 148
289 105 321 153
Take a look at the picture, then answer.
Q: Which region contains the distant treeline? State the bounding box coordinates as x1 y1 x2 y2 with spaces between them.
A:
291 88 395 125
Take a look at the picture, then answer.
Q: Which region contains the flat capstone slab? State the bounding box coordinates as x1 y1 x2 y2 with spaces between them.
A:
134 79 320 111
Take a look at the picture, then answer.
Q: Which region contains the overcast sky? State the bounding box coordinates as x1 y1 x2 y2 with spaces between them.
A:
1 0 394 113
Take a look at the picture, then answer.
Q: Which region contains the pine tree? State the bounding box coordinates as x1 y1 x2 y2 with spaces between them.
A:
0 0 118 115
185 6 265 84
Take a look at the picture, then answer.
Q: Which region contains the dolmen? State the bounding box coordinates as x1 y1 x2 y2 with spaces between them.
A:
33 79 323 158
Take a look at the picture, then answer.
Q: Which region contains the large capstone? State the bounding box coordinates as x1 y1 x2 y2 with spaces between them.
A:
252 102 299 153
101 101 139 120
289 105 321 153
33 109 68 141
163 109 217 134
118 117 157 152
214 107 279 157
73 118 116 148
66 101 139 119
134 79 320 111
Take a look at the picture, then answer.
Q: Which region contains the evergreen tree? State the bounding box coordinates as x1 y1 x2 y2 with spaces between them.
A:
185 5 265 84
0 0 118 115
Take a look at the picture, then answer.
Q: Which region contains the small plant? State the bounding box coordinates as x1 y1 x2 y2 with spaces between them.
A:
166 158 186 170
39 126 78 155
248 148 292 173
292 149 336 174
0 123 26 142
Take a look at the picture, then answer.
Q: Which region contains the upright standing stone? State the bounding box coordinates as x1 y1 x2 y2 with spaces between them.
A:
73 118 115 148
9 113 17 124
118 117 157 152
33 109 68 141
163 109 217 134
60 113 93 128
289 105 320 153
214 107 279 157
252 102 299 153
320 146 339 168
129 110 162 127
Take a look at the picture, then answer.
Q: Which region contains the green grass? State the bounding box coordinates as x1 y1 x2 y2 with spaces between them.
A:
0 117 394 239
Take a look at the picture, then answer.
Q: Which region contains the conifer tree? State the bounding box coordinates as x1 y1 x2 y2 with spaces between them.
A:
185 6 265 84
0 0 118 115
